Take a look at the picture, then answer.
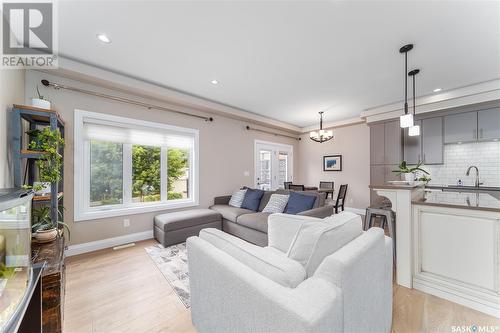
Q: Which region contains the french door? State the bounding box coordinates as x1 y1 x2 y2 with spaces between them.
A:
254 140 293 190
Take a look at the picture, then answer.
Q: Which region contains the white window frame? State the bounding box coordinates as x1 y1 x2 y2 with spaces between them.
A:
74 109 199 221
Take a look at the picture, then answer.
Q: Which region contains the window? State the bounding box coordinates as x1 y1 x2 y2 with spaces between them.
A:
74 110 199 221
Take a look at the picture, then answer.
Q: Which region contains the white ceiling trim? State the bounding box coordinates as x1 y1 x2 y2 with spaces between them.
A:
361 79 500 123
300 117 365 133
44 56 303 133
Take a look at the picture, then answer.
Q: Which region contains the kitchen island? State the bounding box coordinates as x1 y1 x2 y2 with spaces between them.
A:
371 183 500 318
412 187 500 318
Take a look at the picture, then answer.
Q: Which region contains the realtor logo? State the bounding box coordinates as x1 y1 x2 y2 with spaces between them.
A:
1 1 57 68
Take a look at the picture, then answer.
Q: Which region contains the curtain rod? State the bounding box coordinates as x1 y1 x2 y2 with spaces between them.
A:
246 125 301 141
41 79 213 122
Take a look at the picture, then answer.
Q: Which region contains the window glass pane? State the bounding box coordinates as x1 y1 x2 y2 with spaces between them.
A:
167 148 189 200
90 141 123 207
278 152 288 187
132 145 161 203
258 150 272 190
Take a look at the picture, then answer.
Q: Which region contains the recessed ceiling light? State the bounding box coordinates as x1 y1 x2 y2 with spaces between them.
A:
97 34 111 44
433 88 442 93
210 80 219 85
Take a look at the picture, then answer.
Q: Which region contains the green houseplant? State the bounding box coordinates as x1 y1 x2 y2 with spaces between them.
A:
392 160 429 182
31 206 70 243
28 127 65 184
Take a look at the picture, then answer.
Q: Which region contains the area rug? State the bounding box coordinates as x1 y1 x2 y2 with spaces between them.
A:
145 243 190 308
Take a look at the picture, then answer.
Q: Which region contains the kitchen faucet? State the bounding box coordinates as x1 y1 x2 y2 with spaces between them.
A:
465 166 483 187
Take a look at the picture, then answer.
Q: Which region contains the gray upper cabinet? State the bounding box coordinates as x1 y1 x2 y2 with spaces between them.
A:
478 108 500 141
422 117 443 164
384 121 402 164
403 120 422 165
444 111 477 144
370 123 385 165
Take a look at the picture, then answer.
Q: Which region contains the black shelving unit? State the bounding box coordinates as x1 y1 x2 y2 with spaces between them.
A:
11 104 65 224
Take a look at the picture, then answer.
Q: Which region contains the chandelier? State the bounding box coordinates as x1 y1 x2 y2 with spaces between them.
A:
309 112 333 143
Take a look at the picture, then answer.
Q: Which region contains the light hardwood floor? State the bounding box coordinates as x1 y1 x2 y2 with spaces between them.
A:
65 239 499 333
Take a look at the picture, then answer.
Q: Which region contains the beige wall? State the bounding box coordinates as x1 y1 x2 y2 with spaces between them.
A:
0 69 25 188
25 70 299 245
297 123 370 210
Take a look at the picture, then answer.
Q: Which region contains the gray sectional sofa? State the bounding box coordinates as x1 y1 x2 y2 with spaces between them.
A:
209 189 332 246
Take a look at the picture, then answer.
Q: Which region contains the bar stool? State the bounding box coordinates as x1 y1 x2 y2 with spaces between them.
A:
364 206 396 261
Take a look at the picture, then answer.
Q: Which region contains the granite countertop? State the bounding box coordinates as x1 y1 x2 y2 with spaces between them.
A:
413 189 500 212
369 181 425 190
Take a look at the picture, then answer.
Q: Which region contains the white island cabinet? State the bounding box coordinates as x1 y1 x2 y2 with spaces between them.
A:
371 183 500 318
412 202 500 318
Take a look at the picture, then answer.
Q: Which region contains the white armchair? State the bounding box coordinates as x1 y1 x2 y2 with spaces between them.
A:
187 212 393 333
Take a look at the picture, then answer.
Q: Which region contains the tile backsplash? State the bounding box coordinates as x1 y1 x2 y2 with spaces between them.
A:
422 141 500 187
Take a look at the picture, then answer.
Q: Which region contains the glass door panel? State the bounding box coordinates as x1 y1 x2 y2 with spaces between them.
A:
257 150 272 190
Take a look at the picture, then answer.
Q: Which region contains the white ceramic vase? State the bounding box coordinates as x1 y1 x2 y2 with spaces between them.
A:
34 228 58 243
404 172 414 183
31 98 51 109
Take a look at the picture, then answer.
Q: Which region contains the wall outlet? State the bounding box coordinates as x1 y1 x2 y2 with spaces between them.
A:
348 198 354 204
243 171 250 177
123 218 130 227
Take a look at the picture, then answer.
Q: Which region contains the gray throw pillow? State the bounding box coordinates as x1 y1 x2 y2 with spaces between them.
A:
262 194 289 213
229 189 247 207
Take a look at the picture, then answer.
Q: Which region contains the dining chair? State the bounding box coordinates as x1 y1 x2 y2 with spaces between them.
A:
289 184 305 191
283 181 292 189
333 184 348 213
319 181 334 199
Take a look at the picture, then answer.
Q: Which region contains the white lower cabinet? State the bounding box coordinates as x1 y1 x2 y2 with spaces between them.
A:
412 204 500 318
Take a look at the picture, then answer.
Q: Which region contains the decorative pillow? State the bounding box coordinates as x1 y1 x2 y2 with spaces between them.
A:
241 188 265 211
284 192 316 214
229 189 247 208
262 194 289 213
286 212 363 276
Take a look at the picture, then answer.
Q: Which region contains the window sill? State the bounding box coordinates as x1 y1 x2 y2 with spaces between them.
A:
74 199 199 222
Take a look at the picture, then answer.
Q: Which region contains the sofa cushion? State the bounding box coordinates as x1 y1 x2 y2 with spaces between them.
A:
268 213 322 253
241 188 265 211
236 212 271 233
229 189 247 208
258 190 275 212
262 194 289 213
284 192 317 214
209 205 254 222
287 211 363 276
277 189 325 208
199 228 306 288
154 209 222 231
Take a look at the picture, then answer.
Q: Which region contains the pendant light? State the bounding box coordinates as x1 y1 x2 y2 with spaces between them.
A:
309 112 333 143
408 69 420 136
399 44 414 128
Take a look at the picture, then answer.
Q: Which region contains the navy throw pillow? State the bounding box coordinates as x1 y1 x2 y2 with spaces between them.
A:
285 192 316 214
241 188 265 211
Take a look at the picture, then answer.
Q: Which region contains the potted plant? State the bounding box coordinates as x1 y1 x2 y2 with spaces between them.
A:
28 127 64 185
393 160 429 183
31 206 70 243
31 85 51 109
418 174 432 184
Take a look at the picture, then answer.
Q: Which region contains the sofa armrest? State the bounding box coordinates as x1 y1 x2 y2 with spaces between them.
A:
188 236 343 333
298 205 333 218
213 195 231 205
313 228 393 333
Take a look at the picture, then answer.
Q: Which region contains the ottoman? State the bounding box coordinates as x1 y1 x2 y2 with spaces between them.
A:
154 209 222 247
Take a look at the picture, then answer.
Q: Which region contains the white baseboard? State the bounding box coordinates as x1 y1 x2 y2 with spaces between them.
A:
66 230 154 257
344 207 366 215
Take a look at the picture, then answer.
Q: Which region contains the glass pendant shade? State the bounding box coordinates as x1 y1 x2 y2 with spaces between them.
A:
400 113 414 128
408 124 420 136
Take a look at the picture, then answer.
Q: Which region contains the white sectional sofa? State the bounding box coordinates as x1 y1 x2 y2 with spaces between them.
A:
187 212 393 333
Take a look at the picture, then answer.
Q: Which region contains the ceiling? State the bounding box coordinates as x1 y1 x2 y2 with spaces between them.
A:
57 1 500 127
